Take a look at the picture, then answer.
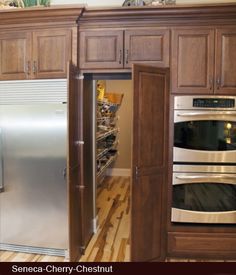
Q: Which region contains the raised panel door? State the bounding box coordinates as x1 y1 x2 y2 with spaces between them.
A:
32 29 72 79
0 32 31 80
215 27 236 95
79 30 123 69
67 62 81 262
131 65 169 262
124 29 170 68
171 28 214 94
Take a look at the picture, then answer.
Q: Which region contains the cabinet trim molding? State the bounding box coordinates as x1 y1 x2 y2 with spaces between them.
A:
0 5 84 26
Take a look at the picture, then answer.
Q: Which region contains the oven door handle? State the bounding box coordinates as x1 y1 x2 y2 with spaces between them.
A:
175 175 236 184
177 111 236 117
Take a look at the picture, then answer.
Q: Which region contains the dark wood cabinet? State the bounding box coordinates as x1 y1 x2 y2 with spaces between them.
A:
79 30 123 69
79 29 170 70
67 62 94 261
215 27 236 95
168 232 236 259
0 29 72 80
131 65 169 262
0 32 31 80
124 29 169 68
171 28 215 94
32 29 72 79
172 27 236 95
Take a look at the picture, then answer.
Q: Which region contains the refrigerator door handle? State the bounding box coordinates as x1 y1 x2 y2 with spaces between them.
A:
0 128 4 192
63 167 67 181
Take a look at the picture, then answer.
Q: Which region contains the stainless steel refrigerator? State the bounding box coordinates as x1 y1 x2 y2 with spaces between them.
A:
0 79 68 256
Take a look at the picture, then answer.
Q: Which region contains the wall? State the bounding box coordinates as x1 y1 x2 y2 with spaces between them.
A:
51 0 236 7
105 80 133 170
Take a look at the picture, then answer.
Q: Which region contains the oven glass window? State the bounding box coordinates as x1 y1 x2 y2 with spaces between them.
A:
174 121 236 151
173 183 236 212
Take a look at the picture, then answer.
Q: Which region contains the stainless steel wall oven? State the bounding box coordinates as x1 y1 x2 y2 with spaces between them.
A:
172 96 236 224
174 96 236 164
172 165 236 224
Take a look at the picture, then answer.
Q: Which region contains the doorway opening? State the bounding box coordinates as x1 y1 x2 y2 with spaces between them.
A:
80 74 133 262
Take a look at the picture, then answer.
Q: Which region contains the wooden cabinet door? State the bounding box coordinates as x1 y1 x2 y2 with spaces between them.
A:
78 75 94 254
0 32 31 80
67 62 82 262
32 29 72 79
131 65 169 262
67 63 94 261
215 27 236 95
124 29 170 68
79 30 123 69
171 28 214 94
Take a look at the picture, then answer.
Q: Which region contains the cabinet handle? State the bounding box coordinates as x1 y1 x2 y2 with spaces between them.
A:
32 61 37 74
209 77 213 90
25 61 31 76
125 49 129 65
119 50 122 65
216 77 221 90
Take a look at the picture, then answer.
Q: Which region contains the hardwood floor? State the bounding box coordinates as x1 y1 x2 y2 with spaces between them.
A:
0 176 235 262
0 176 130 262
80 176 130 262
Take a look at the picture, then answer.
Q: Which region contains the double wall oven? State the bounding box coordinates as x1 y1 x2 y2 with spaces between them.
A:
172 96 236 224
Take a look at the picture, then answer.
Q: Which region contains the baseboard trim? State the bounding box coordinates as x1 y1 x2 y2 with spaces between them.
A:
106 168 131 177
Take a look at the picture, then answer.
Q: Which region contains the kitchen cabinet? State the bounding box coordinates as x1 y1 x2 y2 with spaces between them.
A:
79 30 123 69
32 29 72 79
0 28 72 80
131 65 169 262
168 232 236 259
79 29 169 70
68 62 94 261
171 28 215 94
0 32 31 80
171 27 236 95
124 29 169 68
215 28 236 94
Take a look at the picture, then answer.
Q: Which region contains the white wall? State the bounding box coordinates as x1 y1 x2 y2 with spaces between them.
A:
51 0 236 7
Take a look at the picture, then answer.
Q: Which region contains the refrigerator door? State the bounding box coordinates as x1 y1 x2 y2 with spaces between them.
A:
0 104 67 251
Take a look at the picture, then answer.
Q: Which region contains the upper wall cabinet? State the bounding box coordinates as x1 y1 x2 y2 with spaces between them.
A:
215 28 236 94
124 29 169 68
79 28 170 70
32 29 72 79
80 30 123 69
0 32 31 80
0 28 72 80
171 28 214 94
171 27 236 95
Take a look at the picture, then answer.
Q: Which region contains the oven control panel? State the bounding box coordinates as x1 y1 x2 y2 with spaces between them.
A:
193 98 235 108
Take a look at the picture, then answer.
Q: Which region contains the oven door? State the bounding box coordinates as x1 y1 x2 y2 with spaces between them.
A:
171 167 236 224
174 110 236 163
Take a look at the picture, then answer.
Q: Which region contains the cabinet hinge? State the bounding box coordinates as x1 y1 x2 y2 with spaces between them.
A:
75 140 84 146
76 74 84 80
135 166 139 180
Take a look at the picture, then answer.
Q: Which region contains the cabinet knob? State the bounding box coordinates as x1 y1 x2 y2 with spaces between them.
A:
119 50 122 65
216 77 221 90
209 77 213 90
32 61 37 74
25 61 31 76
125 49 129 65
